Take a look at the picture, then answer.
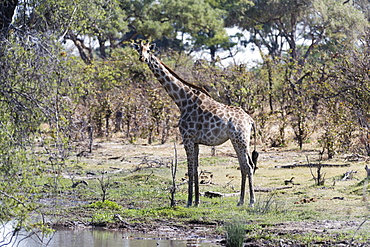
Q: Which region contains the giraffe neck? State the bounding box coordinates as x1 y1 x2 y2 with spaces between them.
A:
145 54 209 110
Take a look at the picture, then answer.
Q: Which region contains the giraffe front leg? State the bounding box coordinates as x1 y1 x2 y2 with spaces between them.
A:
187 165 193 207
193 144 200 206
194 170 200 206
184 141 198 207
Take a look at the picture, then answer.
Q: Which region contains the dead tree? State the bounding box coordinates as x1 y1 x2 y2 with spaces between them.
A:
308 156 326 186
284 177 295 185
88 125 93 153
170 143 178 207
97 172 111 202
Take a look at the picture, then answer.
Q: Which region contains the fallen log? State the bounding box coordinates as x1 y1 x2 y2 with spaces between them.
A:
275 163 350 169
341 170 357 181
203 191 239 198
254 186 293 192
203 186 293 198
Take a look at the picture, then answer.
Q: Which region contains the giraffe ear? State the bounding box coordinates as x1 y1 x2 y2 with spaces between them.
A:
149 43 156 51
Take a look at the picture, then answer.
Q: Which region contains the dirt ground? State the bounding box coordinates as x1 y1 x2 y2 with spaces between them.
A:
67 139 370 246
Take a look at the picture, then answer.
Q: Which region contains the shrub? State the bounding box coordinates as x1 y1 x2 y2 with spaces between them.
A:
87 200 122 210
225 221 245 247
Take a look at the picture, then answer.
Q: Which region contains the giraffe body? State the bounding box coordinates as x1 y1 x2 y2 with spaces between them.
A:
135 41 256 207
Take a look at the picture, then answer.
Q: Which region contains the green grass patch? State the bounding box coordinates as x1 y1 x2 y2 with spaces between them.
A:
87 200 122 210
225 221 246 247
199 156 232 166
91 212 115 225
121 206 193 219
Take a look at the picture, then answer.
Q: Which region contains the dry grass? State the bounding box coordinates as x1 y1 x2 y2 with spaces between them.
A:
74 139 369 219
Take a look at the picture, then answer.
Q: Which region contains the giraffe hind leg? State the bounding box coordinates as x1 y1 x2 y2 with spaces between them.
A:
231 141 255 207
237 170 247 206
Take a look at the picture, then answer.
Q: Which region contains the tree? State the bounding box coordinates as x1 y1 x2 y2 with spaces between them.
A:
17 0 128 63
122 0 230 61
225 0 369 148
10 0 231 63
318 30 370 156
0 33 87 242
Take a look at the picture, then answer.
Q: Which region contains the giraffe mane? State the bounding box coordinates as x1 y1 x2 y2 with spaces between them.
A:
158 60 211 97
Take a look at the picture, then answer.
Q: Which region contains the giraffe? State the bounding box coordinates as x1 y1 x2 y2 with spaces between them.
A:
134 41 258 207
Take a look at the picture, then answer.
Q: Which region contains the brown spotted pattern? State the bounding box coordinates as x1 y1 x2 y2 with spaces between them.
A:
135 41 256 207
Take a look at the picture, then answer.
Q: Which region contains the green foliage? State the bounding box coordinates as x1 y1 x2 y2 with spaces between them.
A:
12 0 233 61
87 200 122 210
133 0 228 44
310 0 368 42
16 0 128 54
225 221 246 247
72 46 179 142
318 101 355 158
122 206 192 219
0 34 85 236
192 62 263 113
219 0 369 150
91 212 115 225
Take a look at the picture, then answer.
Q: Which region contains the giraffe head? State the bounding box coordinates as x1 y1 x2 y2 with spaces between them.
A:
133 41 155 62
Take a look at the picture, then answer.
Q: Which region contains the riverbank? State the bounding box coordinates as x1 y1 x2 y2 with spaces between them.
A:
37 140 370 246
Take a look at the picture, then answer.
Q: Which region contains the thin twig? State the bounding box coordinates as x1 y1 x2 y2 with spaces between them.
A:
0 190 26 207
350 176 369 245
350 217 369 246
145 171 154 183
170 142 178 206
59 6 78 42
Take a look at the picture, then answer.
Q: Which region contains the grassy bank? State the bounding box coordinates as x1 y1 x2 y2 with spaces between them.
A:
37 141 370 245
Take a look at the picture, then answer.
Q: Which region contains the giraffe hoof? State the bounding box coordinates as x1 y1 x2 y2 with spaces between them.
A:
237 201 244 207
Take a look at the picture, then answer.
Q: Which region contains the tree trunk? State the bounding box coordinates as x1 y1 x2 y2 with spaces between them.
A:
0 0 18 37
88 125 93 153
67 31 93 64
266 59 274 112
365 165 370 179
98 36 107 59
209 45 217 63
105 109 111 137
115 110 123 132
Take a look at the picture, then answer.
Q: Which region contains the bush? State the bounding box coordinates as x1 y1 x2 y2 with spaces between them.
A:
225 221 246 247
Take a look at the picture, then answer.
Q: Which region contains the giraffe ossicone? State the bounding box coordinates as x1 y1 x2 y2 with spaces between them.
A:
134 41 258 207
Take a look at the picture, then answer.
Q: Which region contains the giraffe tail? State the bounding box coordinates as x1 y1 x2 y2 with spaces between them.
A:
251 122 259 174
252 150 259 173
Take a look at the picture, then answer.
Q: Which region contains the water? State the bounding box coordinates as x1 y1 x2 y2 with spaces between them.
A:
1 225 218 247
